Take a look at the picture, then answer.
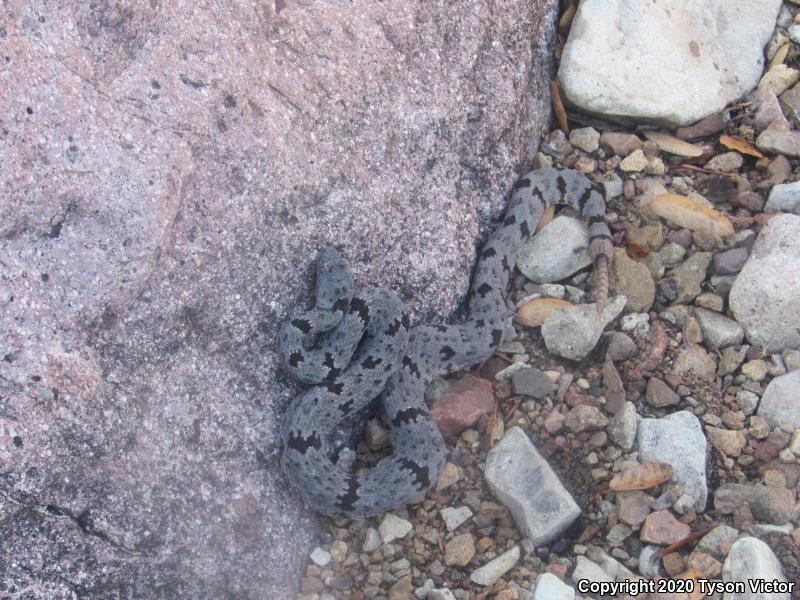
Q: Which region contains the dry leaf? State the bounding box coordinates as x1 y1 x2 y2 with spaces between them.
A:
558 2 577 29
550 80 569 134
649 194 734 237
719 134 764 159
536 203 555 232
643 131 704 157
515 298 572 327
609 462 673 491
769 43 790 70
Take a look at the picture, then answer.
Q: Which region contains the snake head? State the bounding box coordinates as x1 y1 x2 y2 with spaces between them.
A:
315 245 354 312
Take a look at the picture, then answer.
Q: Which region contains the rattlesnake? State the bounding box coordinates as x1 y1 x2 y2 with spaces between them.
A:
279 168 613 517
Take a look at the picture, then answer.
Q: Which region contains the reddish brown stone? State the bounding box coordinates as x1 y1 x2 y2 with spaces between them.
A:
430 374 495 440
640 510 691 545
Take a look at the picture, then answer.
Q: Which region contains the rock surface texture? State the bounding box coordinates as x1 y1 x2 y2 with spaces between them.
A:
0 1 558 596
557 0 782 126
729 214 800 352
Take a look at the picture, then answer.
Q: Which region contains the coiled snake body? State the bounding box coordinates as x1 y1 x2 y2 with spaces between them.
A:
279 168 613 517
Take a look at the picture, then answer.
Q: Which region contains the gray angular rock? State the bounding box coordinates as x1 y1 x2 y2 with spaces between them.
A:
469 546 520 586
599 131 642 156
765 180 800 213
604 332 638 362
756 125 800 157
0 2 562 596
558 0 782 126
516 216 592 283
698 525 741 559
571 556 613 584
693 307 744 350
645 377 679 408
722 537 791 599
533 572 575 600
661 252 713 304
715 483 796 524
609 401 639 450
569 127 600 153
542 296 627 361
758 369 800 429
484 427 581 545
730 215 800 352
637 411 708 511
712 247 749 275
511 366 555 399
609 248 655 313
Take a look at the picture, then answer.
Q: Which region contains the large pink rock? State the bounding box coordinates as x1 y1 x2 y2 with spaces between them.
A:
0 0 556 595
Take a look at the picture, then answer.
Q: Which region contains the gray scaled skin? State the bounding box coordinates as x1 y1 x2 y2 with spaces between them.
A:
278 168 613 517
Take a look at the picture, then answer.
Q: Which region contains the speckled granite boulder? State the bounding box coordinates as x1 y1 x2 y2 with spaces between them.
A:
0 0 557 596
558 0 781 126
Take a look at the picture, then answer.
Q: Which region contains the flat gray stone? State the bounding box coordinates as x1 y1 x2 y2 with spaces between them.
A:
758 369 800 429
766 180 800 213
517 216 592 283
722 537 790 599
558 0 782 126
511 366 555 399
637 411 708 511
542 295 627 361
694 307 744 350
484 427 581 545
533 572 575 600
469 546 520 586
730 215 800 352
571 556 612 584
440 506 473 532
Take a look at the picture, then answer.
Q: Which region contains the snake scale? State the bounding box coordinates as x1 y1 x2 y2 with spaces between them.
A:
279 168 613 517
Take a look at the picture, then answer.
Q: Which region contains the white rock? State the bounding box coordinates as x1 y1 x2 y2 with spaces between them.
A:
542 296 626 361
637 410 708 511
571 556 613 585
484 427 581 545
533 572 575 600
722 537 790 599
730 215 800 352
557 0 782 126
620 312 649 333
469 546 520 586
362 527 382 552
310 547 331 566
586 546 638 581
439 506 472 531
766 180 800 213
516 216 591 283
758 370 800 430
789 23 800 45
378 513 413 544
